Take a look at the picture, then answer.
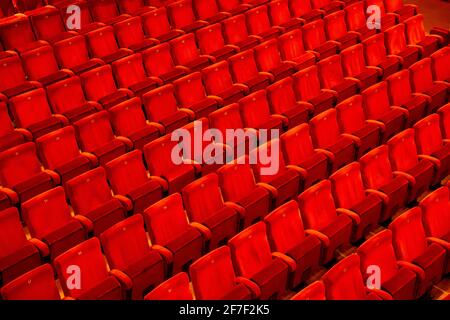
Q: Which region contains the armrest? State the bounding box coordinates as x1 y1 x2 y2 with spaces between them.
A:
389 54 404 65
259 71 275 82
15 128 33 141
235 82 250 93
208 95 224 105
249 34 263 42
321 88 338 96
29 238 50 257
53 113 69 125
147 121 165 135
226 44 240 51
114 195 133 211
366 65 383 76
175 65 190 73
366 119 386 132
366 189 389 205
345 76 362 87
110 269 133 290
272 114 289 127
116 136 133 150
393 171 416 186
236 277 261 299
0 186 18 204
397 260 425 281
73 215 94 233
256 182 278 199
315 148 335 162
81 152 98 166
43 169 61 184
202 54 216 62
190 222 212 241
412 92 432 103
305 229 330 247
341 133 361 148
272 252 296 272
182 159 202 175
152 245 173 264
418 154 441 168
149 175 169 192
336 208 361 225
428 34 444 45
426 237 449 250
286 165 307 179
366 287 393 300
118 88 135 98
391 106 409 118
224 201 246 219
179 107 196 121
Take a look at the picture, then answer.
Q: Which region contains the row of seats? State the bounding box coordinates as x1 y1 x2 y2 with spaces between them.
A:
3 178 446 300
0 105 448 298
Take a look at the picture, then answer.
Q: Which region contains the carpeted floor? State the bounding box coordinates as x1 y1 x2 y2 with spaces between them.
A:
406 0 450 31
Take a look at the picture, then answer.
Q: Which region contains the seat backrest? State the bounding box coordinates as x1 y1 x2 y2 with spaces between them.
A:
89 0 121 23
145 272 193 300
112 53 147 89
362 81 392 119
250 139 286 183
217 158 258 202
322 254 367 300
228 49 260 84
142 84 180 122
292 65 323 101
30 6 65 42
345 1 366 31
193 0 220 21
222 14 250 45
86 26 120 58
47 77 88 115
264 200 306 253
330 162 366 210
324 10 348 41
9 88 53 128
21 45 60 81
365 0 386 15
431 47 450 83
280 124 315 164
385 0 404 12
196 23 226 55
100 214 151 270
0 101 15 138
413 114 443 155
266 77 297 114
170 33 201 66
182 173 226 223
0 15 35 50
144 193 191 246
359 145 394 189
202 61 234 96
387 129 419 172
108 97 148 137
404 14 426 45
21 186 73 239
278 29 307 62
0 207 29 259
239 90 273 128
167 0 197 30
190 246 239 300
318 55 345 89
114 16 146 48
419 187 450 239
268 0 292 26
117 0 146 15
74 111 116 152
302 19 326 51
341 44 367 78
409 58 434 93
384 24 407 55
438 103 450 139
362 33 388 67
80 65 119 102
297 180 338 230
246 5 272 35
54 238 110 298
208 103 245 137
59 0 94 29
0 264 60 300
254 39 283 72
386 69 413 106
291 281 326 300
105 149 149 196
310 108 341 148
66 167 114 215
389 207 427 262
228 222 274 278
0 53 28 91
289 0 313 17
36 126 83 170
54 35 91 70
356 230 401 284
173 72 208 109
142 7 173 39
142 43 177 77
335 95 366 134
0 142 42 187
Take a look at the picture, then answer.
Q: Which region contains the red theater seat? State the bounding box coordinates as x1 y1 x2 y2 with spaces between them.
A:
89 0 130 25
0 101 31 152
297 180 353 264
278 29 316 71
80 65 134 109
182 174 240 250
389 208 446 297
0 142 60 202
21 187 87 260
0 14 47 52
170 33 214 72
0 207 43 285
384 24 420 69
365 0 398 30
302 19 339 60
196 24 239 61
387 129 435 203
438 103 450 139
105 150 164 214
190 246 257 299
144 193 204 275
359 145 409 222
28 6 77 43
54 238 123 300
141 7 184 43
144 134 200 194
362 33 401 79
74 111 132 165
66 167 129 236
385 0 417 21
193 0 231 24
57 0 104 34
254 39 297 81
144 272 193 300
167 0 208 33
431 47 450 84
142 85 193 134
0 264 60 300
113 17 158 53
289 0 324 23
228 222 289 300
85 26 133 64
267 0 303 32
414 114 450 184
404 14 442 58
280 124 329 188
344 2 376 40
36 126 98 184
222 14 261 51
246 5 283 40
324 10 359 50
116 0 155 15
330 163 381 241
100 215 166 300
291 281 326 300
264 201 321 288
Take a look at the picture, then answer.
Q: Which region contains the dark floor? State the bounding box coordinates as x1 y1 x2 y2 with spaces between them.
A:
406 0 450 31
